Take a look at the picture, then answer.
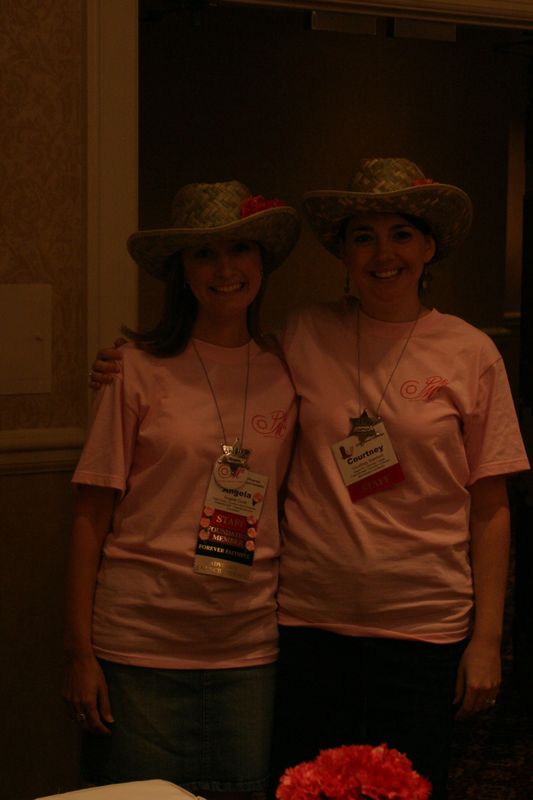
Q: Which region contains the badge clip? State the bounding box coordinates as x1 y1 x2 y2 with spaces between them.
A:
349 409 383 446
219 437 250 473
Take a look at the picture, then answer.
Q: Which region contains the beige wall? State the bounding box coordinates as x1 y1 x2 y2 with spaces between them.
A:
0 0 87 431
1 2 85 798
1 2 138 797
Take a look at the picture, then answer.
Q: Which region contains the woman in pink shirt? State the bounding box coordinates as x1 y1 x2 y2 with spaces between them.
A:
272 159 528 799
63 180 299 798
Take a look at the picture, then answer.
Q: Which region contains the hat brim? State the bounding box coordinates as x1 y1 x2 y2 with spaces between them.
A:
302 184 473 262
127 206 301 279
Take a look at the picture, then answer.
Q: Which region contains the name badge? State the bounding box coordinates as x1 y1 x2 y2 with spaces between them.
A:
332 420 404 502
193 461 269 581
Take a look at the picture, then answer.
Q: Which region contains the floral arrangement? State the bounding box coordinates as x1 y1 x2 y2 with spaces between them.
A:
276 744 432 800
240 195 286 217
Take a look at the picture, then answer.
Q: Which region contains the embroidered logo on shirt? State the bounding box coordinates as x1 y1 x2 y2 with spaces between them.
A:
400 376 449 400
251 410 289 438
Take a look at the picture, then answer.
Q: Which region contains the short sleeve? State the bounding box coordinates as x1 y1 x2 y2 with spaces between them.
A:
72 363 139 493
464 357 529 485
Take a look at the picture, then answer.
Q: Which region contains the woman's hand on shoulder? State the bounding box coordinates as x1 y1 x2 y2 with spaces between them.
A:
453 636 501 719
63 651 114 734
89 337 128 390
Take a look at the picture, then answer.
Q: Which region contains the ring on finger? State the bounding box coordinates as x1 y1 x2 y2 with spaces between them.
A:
76 711 87 723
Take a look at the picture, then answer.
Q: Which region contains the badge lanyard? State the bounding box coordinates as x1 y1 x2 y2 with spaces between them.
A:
192 339 251 471
350 304 421 441
332 304 420 502
191 340 269 581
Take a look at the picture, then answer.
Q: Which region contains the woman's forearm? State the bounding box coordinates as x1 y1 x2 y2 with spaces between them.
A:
468 475 510 644
454 475 510 716
64 485 116 656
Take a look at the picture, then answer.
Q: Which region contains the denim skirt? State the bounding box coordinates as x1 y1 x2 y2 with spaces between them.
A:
82 659 276 793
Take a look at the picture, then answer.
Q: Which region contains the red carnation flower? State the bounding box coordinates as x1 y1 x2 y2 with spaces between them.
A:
240 195 286 217
276 744 431 800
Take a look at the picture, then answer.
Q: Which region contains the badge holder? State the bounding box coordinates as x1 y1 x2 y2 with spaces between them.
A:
194 439 268 581
332 411 404 502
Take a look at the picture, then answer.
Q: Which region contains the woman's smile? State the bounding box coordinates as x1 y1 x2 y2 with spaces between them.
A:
210 280 248 294
370 267 403 280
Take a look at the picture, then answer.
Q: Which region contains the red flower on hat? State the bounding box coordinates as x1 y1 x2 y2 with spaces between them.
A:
411 179 434 186
240 195 287 217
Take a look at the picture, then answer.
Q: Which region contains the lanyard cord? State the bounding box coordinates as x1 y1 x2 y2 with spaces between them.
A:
356 304 421 418
192 339 251 448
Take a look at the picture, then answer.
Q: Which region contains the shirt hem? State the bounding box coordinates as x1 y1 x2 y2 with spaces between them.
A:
277 613 469 644
92 647 278 670
72 471 125 492
467 458 530 486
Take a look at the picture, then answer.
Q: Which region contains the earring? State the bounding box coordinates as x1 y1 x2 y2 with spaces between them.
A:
344 268 351 296
421 266 432 292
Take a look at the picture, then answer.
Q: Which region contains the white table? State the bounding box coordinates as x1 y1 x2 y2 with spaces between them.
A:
36 780 204 800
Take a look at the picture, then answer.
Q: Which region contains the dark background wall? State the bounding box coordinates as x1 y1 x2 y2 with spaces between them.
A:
137 5 527 340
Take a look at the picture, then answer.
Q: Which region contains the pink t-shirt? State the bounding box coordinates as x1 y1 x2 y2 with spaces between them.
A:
73 340 297 669
277 300 529 643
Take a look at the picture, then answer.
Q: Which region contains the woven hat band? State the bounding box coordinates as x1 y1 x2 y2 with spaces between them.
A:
349 158 426 194
170 180 250 229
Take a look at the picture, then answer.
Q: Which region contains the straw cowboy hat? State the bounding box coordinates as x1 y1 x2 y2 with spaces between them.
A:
302 158 473 262
127 180 301 279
